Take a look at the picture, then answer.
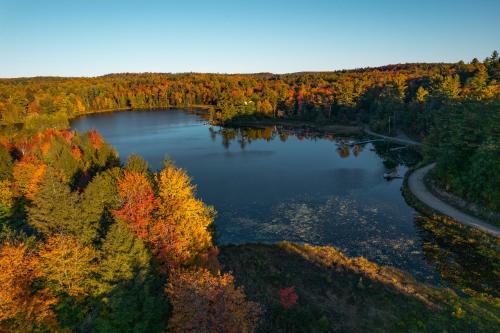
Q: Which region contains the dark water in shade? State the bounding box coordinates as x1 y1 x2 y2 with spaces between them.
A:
71 109 439 283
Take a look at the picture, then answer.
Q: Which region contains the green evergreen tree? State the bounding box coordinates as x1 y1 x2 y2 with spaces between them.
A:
88 222 167 332
27 168 99 243
81 168 122 234
44 138 80 182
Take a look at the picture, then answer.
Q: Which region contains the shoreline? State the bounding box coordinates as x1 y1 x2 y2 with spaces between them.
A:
68 107 365 135
223 118 363 135
69 104 212 121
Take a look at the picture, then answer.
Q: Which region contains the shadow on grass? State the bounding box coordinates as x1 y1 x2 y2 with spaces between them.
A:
219 241 499 333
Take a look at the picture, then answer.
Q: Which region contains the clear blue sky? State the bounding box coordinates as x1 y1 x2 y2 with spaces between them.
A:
1 0 499 77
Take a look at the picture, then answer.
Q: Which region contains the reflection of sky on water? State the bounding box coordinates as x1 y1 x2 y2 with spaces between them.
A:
72 109 437 284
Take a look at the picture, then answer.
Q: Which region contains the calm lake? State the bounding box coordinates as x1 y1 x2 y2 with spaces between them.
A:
72 109 437 282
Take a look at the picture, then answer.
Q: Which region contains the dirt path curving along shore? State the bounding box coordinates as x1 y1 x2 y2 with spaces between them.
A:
408 163 500 237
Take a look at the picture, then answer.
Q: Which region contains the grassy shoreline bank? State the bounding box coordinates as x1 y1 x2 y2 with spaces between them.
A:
219 242 499 333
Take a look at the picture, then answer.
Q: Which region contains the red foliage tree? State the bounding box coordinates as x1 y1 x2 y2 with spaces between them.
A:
279 286 299 309
113 170 156 238
147 220 189 272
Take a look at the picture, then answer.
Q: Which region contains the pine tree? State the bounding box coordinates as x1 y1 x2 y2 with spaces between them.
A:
90 222 167 332
27 168 99 243
43 138 80 183
81 167 122 234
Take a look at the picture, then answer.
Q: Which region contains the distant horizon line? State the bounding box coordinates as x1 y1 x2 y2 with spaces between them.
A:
0 61 468 79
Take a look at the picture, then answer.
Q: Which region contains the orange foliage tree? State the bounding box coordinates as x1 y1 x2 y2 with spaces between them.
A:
0 243 58 332
12 156 47 200
87 130 104 149
165 268 261 333
148 219 190 271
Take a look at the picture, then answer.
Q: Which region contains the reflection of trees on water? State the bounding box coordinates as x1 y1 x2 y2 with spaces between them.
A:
208 127 217 142
220 129 237 149
209 126 341 149
279 132 289 142
334 143 365 159
208 126 421 169
333 139 419 167
371 141 421 168
414 216 499 296
209 126 360 158
336 145 350 158
352 144 364 157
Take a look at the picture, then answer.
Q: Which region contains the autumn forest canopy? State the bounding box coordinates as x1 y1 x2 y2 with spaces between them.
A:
0 52 499 332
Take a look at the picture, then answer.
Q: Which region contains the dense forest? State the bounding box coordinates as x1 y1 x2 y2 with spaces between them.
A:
1 52 499 133
0 129 260 332
0 52 499 332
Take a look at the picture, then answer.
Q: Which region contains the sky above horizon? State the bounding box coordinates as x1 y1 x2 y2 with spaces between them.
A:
0 0 499 77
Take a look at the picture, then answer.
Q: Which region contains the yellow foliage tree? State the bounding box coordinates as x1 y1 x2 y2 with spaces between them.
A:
39 235 98 297
0 180 14 209
154 162 214 266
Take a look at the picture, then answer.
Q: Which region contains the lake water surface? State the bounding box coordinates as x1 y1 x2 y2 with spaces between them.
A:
72 109 439 282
